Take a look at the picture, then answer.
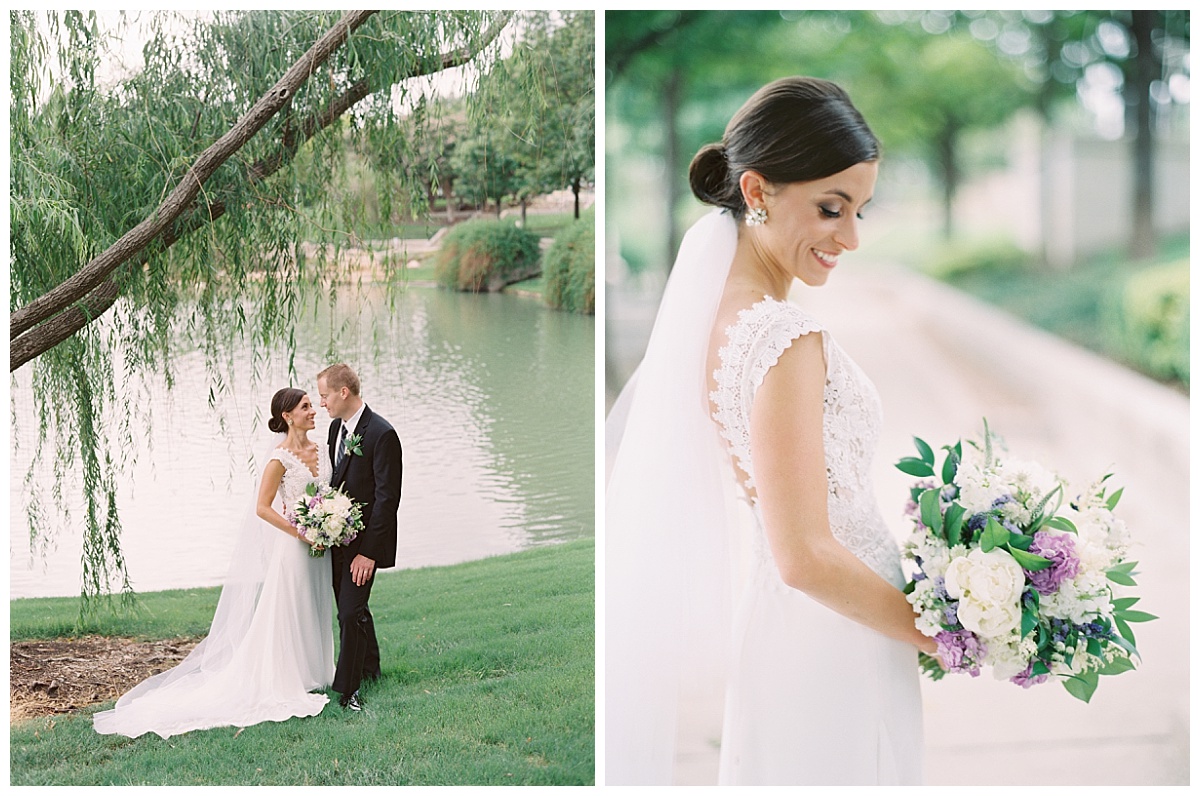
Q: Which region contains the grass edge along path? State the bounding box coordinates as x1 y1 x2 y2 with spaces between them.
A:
11 539 595 786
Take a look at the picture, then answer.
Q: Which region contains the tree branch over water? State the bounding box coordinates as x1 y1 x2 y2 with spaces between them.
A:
10 10 513 372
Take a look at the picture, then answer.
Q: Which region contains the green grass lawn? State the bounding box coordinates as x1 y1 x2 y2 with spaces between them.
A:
10 540 595 786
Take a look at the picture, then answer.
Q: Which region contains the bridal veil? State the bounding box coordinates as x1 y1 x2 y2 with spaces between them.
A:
605 209 747 784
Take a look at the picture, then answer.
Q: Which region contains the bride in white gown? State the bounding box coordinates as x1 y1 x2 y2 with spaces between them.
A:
606 77 937 785
94 388 334 739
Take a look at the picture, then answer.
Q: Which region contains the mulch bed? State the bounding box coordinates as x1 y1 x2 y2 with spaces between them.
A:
10 636 200 723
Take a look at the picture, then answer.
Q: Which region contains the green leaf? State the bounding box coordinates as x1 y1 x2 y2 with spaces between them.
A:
919 489 943 535
1086 638 1103 657
1115 610 1158 623
1107 560 1138 575
1098 656 1136 676
1062 671 1099 703
1007 532 1033 551
1112 597 1140 611
980 517 1008 553
1105 487 1124 511
940 444 959 485
913 436 935 466
944 503 966 548
897 457 934 477
1114 617 1137 648
1007 545 1052 571
1041 515 1078 534
1021 608 1037 637
1106 570 1137 587
1031 659 1050 676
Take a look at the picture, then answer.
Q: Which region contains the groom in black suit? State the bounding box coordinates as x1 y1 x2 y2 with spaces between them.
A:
317 363 403 711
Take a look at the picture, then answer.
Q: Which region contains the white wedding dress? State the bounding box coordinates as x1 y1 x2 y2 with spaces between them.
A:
709 296 922 784
93 445 334 739
605 210 923 785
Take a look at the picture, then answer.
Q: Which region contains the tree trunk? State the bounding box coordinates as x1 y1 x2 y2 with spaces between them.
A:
663 67 683 272
441 176 456 223
573 175 581 219
520 196 527 227
1128 10 1158 259
935 123 960 240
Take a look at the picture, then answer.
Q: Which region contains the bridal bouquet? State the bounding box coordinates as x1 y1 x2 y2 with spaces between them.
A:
288 483 363 558
896 420 1154 703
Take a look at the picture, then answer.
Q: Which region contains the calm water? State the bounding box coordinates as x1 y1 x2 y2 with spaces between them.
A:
10 286 594 599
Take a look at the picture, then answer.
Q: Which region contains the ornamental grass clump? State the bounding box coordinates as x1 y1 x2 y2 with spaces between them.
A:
543 217 594 315
435 219 541 293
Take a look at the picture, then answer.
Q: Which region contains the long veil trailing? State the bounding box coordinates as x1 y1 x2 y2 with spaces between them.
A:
93 431 294 736
605 209 748 784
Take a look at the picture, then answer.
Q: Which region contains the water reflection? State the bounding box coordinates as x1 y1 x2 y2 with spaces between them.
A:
10 286 594 599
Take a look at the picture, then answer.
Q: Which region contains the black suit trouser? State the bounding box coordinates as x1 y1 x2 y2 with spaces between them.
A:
331 546 382 695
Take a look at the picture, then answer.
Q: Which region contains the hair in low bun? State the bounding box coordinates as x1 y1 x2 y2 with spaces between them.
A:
268 387 307 433
689 76 879 221
688 143 738 212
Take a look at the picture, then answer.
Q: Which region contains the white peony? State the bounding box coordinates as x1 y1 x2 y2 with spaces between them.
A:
944 548 1025 637
326 492 354 517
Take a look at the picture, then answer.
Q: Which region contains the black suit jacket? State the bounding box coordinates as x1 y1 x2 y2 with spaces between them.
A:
329 405 402 569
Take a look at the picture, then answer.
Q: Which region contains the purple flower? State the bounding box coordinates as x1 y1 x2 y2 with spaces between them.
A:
936 629 987 677
1027 530 1081 595
1010 661 1050 689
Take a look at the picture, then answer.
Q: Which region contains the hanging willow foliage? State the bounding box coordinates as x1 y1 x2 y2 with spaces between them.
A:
9 9 520 610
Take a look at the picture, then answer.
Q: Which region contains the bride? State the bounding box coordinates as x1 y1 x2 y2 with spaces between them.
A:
94 388 334 738
606 77 938 785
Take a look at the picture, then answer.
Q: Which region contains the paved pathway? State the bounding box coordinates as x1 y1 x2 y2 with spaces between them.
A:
604 258 1189 786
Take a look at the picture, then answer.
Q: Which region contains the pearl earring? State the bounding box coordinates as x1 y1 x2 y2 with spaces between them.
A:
745 207 767 227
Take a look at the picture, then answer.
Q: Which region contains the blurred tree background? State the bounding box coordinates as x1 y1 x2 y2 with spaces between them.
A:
606 10 1189 393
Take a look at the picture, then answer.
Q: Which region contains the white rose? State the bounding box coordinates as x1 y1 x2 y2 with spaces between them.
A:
944 548 1025 637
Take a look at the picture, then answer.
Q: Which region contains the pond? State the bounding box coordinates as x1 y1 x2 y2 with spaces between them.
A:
10 285 595 599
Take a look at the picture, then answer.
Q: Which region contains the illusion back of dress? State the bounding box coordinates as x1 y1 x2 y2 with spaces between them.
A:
710 296 901 586
706 296 922 785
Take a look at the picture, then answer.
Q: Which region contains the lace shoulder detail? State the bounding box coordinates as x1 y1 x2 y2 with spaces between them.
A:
710 297 824 496
270 446 329 509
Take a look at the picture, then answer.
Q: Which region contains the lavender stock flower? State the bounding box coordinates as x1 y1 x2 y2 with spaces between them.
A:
936 629 987 677
1027 530 1081 595
1010 661 1050 689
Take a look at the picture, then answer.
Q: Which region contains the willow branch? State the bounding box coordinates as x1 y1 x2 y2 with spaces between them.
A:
10 278 122 371
11 11 515 372
10 9 377 342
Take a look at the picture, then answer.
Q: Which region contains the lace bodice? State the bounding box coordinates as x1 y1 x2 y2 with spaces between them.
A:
710 297 902 586
270 445 332 509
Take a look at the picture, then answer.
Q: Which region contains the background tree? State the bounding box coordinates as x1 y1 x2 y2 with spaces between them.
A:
9 10 524 605
969 10 1190 259
468 10 596 223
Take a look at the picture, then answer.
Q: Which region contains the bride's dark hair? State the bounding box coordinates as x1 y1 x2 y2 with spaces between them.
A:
268 387 307 433
689 76 879 220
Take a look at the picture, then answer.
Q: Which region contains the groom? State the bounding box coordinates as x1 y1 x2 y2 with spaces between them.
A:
317 363 403 711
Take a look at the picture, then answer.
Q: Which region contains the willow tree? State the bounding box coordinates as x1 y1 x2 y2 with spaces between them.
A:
10 10 520 606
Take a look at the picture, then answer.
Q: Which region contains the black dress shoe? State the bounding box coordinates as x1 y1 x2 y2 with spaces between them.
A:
339 690 363 711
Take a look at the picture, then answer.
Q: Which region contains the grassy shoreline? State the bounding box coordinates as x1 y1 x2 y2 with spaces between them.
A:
11 539 595 786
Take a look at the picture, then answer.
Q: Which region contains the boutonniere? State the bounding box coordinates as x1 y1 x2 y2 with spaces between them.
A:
345 433 364 457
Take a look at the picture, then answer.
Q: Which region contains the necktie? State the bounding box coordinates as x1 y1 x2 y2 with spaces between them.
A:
336 425 347 468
